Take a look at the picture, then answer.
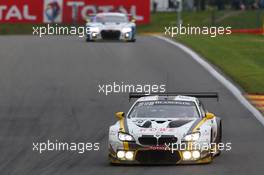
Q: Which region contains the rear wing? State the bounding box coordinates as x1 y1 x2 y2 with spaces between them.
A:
86 13 135 22
129 92 219 102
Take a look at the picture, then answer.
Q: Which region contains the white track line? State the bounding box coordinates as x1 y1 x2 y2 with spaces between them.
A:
155 35 264 126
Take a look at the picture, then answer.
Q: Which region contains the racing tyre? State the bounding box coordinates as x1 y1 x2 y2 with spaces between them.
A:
215 120 222 156
86 38 94 42
128 38 136 42
86 36 94 42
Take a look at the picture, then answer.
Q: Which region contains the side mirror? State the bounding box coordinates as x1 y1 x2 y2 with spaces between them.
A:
115 112 125 120
131 18 136 23
86 18 91 23
205 112 215 119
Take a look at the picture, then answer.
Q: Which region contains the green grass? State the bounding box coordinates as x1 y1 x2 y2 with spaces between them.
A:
0 24 34 35
138 11 212 33
138 11 264 93
175 34 264 93
138 10 264 33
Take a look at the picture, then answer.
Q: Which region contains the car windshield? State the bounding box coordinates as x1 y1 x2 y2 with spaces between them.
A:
94 15 128 23
129 101 199 118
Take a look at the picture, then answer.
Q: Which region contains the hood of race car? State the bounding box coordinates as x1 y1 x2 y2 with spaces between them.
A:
88 22 133 31
126 118 198 138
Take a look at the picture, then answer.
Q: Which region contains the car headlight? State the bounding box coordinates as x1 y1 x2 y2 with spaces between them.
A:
183 132 200 141
122 27 132 33
118 132 135 142
89 27 100 33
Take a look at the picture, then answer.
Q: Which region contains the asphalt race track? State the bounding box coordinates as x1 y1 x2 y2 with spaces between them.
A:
0 36 263 175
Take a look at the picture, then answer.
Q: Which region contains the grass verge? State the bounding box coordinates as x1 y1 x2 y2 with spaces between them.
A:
138 10 264 33
175 34 264 93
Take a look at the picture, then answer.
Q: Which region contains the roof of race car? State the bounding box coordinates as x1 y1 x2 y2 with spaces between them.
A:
96 12 127 17
136 95 198 103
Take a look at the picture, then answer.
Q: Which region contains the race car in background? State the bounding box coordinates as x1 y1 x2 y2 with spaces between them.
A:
108 92 222 164
86 12 136 42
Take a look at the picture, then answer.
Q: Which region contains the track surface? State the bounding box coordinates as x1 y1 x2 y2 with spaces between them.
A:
0 36 263 175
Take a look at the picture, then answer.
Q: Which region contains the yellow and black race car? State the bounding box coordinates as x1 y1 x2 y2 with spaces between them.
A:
108 93 222 164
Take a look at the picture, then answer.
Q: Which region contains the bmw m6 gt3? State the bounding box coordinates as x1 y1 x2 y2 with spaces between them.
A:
108 93 222 164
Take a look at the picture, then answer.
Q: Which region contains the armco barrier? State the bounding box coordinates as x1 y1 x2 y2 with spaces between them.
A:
0 0 150 24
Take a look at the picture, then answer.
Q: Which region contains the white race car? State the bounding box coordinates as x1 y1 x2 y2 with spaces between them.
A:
108 93 222 164
86 12 136 42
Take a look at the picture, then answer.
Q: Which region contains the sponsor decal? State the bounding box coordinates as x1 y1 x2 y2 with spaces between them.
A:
139 128 175 132
138 101 194 106
149 146 167 150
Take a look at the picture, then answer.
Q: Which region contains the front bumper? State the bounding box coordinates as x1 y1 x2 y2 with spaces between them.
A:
109 143 213 164
88 30 134 41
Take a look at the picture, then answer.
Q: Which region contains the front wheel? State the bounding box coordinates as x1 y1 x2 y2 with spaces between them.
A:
86 38 94 42
215 121 222 156
86 35 94 42
128 38 136 42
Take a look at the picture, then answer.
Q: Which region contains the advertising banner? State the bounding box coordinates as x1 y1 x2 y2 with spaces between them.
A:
0 0 150 24
0 0 42 23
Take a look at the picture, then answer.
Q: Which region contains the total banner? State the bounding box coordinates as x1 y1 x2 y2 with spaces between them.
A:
0 0 150 24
